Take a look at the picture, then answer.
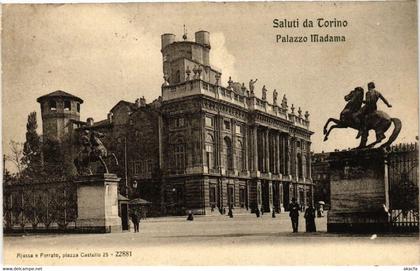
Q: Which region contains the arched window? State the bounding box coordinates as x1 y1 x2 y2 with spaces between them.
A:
206 134 216 169
236 140 244 172
174 139 186 171
297 153 303 179
175 70 181 83
224 137 233 170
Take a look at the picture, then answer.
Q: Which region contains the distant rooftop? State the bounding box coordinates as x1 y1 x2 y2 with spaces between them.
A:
37 90 84 103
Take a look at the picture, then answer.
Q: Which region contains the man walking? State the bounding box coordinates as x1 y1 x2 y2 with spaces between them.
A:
289 197 300 233
131 210 140 233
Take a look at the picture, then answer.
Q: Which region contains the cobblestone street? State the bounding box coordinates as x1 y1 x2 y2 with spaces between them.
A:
4 212 419 266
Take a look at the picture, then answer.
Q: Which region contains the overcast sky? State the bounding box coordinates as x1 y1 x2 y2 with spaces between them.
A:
2 2 418 171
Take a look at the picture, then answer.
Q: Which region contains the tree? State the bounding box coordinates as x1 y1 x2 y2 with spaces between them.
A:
5 140 25 176
22 112 42 177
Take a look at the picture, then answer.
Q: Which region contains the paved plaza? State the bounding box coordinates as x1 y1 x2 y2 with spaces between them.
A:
4 213 419 266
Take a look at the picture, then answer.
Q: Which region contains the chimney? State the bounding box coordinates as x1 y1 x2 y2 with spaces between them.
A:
86 117 94 126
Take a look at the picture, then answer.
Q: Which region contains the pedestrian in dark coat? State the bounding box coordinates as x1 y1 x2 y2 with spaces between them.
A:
289 197 300 233
228 207 233 218
131 211 140 232
304 205 316 232
187 210 194 221
255 208 260 218
272 209 276 218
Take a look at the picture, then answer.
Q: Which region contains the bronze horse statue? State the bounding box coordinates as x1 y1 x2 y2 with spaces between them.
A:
323 87 401 149
74 130 118 175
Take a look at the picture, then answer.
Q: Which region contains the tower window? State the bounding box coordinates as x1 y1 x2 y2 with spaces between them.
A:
49 100 57 111
64 100 71 111
77 103 80 113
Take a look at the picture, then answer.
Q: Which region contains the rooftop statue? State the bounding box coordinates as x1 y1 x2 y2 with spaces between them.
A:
261 85 267 100
273 89 278 105
74 130 119 175
249 78 258 95
281 94 288 109
227 76 234 89
323 82 401 149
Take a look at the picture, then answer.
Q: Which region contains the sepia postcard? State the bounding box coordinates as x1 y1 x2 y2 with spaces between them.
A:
1 1 419 267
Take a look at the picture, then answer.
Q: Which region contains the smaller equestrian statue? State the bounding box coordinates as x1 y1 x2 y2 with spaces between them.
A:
323 82 402 149
74 130 119 175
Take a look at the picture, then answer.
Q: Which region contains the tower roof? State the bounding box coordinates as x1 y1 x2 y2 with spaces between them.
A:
37 90 83 103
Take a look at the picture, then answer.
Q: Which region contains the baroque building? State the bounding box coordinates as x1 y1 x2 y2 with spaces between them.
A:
38 30 314 216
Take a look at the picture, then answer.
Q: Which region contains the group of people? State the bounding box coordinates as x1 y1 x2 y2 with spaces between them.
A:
289 197 316 233
131 198 318 233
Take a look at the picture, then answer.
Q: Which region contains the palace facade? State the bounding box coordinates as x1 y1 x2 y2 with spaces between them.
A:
37 30 314 216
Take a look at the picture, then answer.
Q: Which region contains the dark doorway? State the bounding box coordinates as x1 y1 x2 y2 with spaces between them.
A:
227 185 234 208
283 182 290 211
262 181 270 212
121 203 129 231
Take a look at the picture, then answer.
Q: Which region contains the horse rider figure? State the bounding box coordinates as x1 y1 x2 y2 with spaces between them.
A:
323 83 401 149
74 130 118 175
355 82 392 139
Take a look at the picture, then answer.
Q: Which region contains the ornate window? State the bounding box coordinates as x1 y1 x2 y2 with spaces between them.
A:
173 118 185 128
224 137 233 170
297 153 303 178
205 116 214 127
205 134 216 169
174 140 186 171
236 140 245 172
224 120 231 130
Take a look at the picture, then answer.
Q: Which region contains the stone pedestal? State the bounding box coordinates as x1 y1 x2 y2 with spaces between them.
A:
75 173 122 233
327 149 390 233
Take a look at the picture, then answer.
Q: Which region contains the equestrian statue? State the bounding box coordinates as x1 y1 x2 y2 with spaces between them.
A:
74 130 119 175
323 82 401 149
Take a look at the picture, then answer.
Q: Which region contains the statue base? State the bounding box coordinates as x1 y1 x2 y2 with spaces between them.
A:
327 149 390 233
74 173 122 233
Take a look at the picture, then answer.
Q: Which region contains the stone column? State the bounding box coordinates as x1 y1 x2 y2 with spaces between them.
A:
244 126 248 171
253 125 258 172
265 128 270 173
276 132 280 175
231 120 237 172
279 182 284 212
217 115 224 174
286 135 291 176
307 142 312 180
75 174 122 233
268 181 273 212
